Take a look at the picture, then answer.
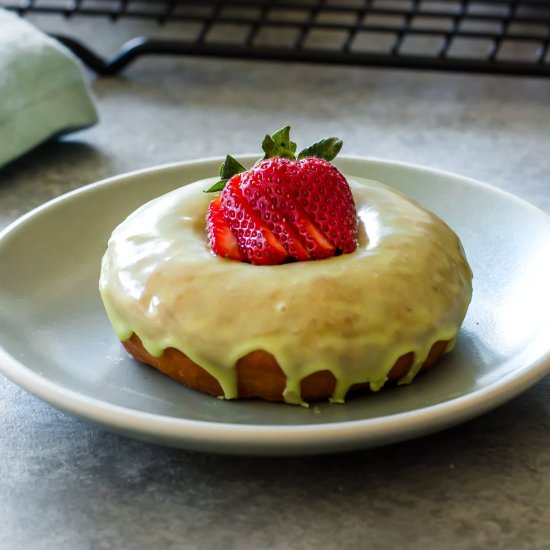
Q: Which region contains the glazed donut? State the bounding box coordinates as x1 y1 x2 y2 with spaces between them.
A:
100 176 472 405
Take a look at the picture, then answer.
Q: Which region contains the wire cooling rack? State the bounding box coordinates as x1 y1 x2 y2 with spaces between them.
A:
3 0 550 77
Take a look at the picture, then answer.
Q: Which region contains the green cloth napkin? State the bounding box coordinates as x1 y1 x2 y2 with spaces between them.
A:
0 9 98 168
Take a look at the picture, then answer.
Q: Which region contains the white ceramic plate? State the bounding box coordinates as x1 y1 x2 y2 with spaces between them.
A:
1 156 550 455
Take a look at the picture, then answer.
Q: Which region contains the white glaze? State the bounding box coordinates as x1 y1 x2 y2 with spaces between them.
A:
99 176 473 404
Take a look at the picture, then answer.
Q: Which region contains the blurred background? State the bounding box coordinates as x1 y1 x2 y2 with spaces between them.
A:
1 3 550 549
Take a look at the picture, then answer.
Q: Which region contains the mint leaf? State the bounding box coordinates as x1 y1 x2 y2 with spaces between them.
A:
205 155 246 193
298 137 343 161
262 125 297 159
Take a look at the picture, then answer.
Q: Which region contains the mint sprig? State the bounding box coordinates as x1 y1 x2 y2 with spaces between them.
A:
205 126 343 192
205 155 246 193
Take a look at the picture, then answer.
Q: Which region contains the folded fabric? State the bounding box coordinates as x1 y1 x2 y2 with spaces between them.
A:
0 9 98 168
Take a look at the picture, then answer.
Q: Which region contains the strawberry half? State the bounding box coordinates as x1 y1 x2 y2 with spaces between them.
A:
205 126 358 265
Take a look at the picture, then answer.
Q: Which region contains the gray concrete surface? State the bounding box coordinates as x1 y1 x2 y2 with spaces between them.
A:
1 18 550 550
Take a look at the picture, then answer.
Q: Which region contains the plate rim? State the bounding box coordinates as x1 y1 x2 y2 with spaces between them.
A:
1 155 550 453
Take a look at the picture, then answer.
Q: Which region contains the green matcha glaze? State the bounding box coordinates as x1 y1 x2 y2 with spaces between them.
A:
99 176 473 405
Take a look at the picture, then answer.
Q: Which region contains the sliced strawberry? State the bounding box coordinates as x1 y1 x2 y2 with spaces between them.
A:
204 127 357 264
240 184 310 261
239 160 336 260
207 196 245 261
288 204 335 259
220 175 287 266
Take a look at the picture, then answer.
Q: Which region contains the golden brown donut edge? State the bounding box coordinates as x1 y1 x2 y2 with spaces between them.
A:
123 334 449 403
